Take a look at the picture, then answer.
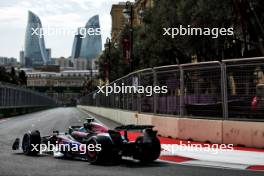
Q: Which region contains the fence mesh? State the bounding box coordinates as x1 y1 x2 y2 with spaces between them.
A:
0 82 57 109
225 59 264 119
155 66 181 115
79 57 264 121
182 63 223 117
139 70 154 113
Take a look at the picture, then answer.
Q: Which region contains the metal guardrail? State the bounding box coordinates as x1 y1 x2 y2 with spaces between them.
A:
79 57 264 121
0 82 57 109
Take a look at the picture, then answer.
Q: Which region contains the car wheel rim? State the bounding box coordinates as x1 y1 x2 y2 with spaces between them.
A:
87 140 97 160
22 135 30 152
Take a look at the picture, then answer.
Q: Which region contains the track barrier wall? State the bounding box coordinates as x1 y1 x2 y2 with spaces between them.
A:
0 82 57 117
79 57 264 148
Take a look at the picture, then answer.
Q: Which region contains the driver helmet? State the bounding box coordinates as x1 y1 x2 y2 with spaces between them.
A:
83 122 92 130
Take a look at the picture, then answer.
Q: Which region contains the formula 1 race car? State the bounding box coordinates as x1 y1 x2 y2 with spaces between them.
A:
12 118 161 165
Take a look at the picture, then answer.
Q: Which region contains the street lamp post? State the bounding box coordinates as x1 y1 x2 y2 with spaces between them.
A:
123 1 134 72
104 37 111 84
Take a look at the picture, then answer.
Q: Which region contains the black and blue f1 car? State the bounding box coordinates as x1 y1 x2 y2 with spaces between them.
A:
12 118 161 165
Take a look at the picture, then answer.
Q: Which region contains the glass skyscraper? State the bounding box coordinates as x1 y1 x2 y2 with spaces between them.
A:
24 11 49 67
71 28 83 62
72 15 102 61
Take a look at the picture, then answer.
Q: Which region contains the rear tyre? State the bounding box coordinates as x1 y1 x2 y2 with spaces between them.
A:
134 136 161 163
22 130 41 156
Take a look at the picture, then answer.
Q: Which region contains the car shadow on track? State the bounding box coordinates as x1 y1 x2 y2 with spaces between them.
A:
12 153 170 168
118 159 170 168
13 153 47 157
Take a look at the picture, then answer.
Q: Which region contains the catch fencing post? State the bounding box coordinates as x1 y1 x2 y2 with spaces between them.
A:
137 72 141 113
221 62 228 120
122 78 125 109
153 68 157 114
179 66 184 117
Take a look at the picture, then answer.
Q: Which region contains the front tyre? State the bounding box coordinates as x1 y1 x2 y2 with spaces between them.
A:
22 130 41 156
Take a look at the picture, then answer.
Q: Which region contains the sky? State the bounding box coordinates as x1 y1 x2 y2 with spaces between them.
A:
0 0 134 61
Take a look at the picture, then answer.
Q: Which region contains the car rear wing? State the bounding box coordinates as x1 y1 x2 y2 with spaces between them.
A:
115 125 157 141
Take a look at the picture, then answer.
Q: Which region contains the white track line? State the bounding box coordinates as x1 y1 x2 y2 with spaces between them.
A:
163 147 264 166
0 118 9 123
158 159 250 171
182 160 249 170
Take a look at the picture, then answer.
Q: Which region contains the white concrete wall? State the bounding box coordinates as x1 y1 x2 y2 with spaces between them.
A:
223 121 264 148
78 105 264 148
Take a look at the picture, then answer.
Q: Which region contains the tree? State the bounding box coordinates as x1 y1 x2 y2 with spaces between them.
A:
10 67 18 84
19 70 27 85
98 41 130 83
98 0 264 82
134 0 235 64
0 67 10 83
0 67 27 85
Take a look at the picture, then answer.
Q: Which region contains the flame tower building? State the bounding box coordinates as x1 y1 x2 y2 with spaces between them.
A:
79 15 102 60
71 15 102 69
24 11 49 67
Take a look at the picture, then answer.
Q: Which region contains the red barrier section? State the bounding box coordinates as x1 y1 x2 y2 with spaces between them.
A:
247 165 264 171
124 131 264 170
125 131 264 152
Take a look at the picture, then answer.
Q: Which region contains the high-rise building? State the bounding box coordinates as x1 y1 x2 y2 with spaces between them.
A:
71 28 83 62
24 11 49 68
0 57 17 66
78 15 102 61
134 0 154 23
46 48 51 61
51 57 71 69
19 51 25 66
110 2 127 42
74 58 88 70
71 15 102 70
110 0 154 42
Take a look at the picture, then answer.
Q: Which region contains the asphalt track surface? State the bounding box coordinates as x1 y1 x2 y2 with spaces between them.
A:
0 107 262 176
